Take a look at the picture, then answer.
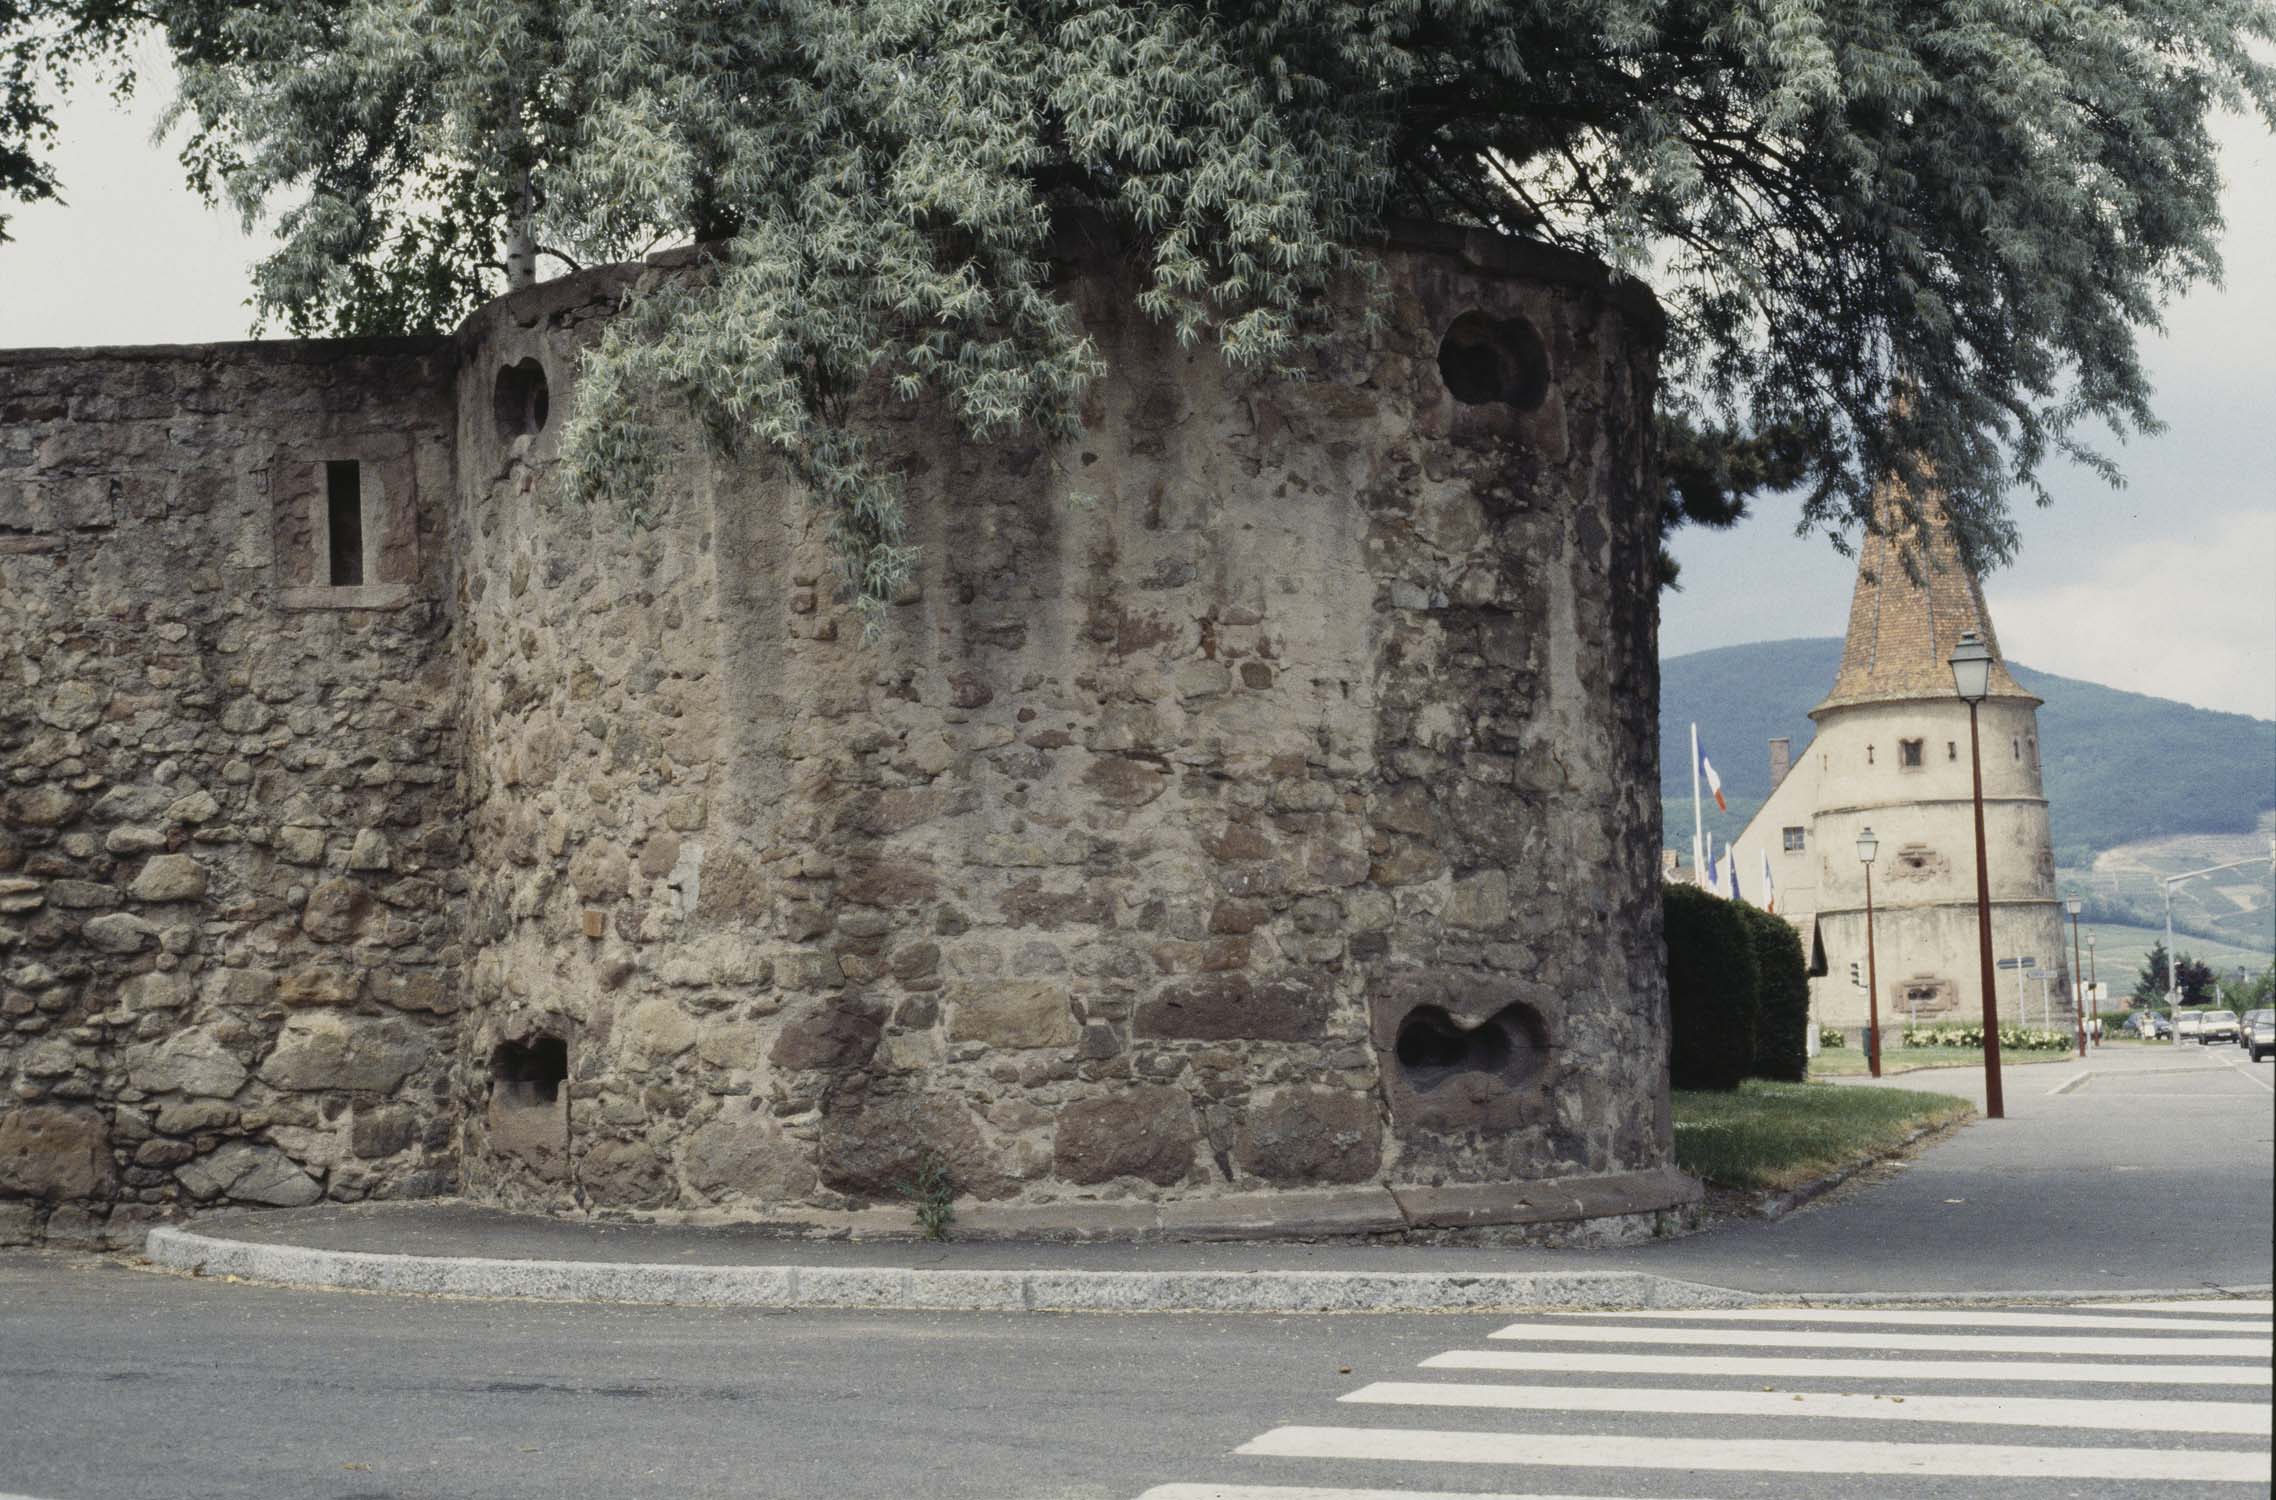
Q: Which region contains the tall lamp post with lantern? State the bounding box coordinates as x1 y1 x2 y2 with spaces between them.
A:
1950 630 2006 1119
1858 826 1883 1077
2066 897 2087 1058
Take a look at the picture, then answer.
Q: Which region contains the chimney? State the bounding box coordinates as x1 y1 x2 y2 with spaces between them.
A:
1769 737 1792 790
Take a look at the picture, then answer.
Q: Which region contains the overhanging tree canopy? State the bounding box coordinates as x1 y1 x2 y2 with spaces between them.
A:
8 0 2271 619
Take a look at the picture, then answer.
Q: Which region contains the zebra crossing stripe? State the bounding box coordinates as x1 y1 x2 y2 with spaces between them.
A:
1140 1487 1702 1500
1484 1322 2270 1358
1542 1307 2273 1334
2076 1299 2274 1315
1342 1381 2275 1435
1424 1348 2273 1385
1235 1426 2273 1482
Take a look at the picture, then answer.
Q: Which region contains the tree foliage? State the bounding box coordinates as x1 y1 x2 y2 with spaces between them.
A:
8 0 2272 615
2132 941 2221 1007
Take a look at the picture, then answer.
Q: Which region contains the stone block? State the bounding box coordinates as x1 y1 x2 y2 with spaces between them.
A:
683 1099 818 1201
202 968 279 1009
0 1106 116 1200
621 998 698 1060
129 853 208 902
4 786 79 828
278 968 361 1007
275 826 328 865
346 829 392 871
119 972 191 1012
1234 1087 1384 1184
946 981 1076 1050
1053 1087 1200 1186
175 1142 323 1207
258 1014 424 1093
818 1090 1017 1200
1132 972 1333 1043
300 879 369 942
770 997 885 1072
80 915 155 951
124 1028 249 1099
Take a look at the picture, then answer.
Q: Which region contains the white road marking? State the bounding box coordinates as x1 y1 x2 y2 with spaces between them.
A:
1543 1307 2273 1333
2078 1299 2275 1315
1139 1489 1702 1500
1235 1426 2272 1483
1342 1381 2275 1435
2209 1047 2276 1093
1484 1321 2270 1357
1424 1348 2274 1385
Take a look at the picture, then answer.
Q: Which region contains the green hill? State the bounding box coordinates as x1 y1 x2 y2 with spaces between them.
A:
1659 637 2276 864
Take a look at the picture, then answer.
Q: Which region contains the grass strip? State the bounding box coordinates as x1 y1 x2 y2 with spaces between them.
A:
1808 1046 2069 1077
1672 1079 1973 1193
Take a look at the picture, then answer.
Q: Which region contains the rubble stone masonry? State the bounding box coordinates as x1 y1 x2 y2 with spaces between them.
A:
3 227 1687 1246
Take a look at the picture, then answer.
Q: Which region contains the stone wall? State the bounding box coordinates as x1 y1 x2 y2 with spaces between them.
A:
1 340 465 1246
444 229 1679 1232
4 227 1685 1245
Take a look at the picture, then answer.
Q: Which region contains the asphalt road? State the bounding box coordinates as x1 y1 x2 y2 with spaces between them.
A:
2 1255 2270 1500
1 1045 2267 1500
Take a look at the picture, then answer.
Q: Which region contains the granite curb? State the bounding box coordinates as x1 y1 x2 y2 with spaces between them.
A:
144 1225 1752 1312
140 1226 2272 1314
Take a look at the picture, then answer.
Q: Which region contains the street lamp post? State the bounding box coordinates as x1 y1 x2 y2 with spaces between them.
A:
1949 630 2005 1120
2066 897 2086 1058
2158 851 2276 1039
2086 932 2096 1042
1859 827 1883 1078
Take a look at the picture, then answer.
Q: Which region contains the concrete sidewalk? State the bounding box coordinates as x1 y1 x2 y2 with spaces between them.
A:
143 1044 2273 1313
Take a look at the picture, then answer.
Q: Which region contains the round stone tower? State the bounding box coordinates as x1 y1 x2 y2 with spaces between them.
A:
445 225 1692 1237
1789 493 2068 1039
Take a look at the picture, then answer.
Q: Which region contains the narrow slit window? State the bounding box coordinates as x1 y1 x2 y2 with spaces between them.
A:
326 460 364 586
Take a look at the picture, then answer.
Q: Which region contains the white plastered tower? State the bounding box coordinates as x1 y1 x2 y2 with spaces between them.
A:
1732 490 2070 1043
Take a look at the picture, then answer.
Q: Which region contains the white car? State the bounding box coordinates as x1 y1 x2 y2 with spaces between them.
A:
2245 1010 2274 1064
2174 1011 2205 1041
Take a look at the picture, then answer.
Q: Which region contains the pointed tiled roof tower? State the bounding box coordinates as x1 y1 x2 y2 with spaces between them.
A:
1813 484 2035 714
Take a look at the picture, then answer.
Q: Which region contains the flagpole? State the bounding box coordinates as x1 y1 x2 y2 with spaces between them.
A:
1691 722 1704 884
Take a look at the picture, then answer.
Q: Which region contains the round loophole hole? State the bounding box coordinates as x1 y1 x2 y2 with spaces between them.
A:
1437 311 1550 410
1393 1002 1546 1092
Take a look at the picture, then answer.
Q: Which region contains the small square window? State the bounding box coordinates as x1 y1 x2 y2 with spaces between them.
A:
1782 826 1806 852
1899 738 1924 768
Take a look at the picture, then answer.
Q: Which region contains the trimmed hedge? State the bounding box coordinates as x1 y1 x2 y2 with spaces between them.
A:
1663 884 1759 1090
1737 902 1811 1082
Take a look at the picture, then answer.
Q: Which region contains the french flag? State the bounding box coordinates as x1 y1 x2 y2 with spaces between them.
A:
1698 739 1727 811
1761 848 1777 914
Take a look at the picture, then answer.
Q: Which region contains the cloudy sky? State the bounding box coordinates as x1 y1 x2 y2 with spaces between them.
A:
4 55 2270 721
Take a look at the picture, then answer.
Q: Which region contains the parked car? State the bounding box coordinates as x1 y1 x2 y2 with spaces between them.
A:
2175 1010 2205 1041
2198 1011 2240 1044
2244 1009 2275 1064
